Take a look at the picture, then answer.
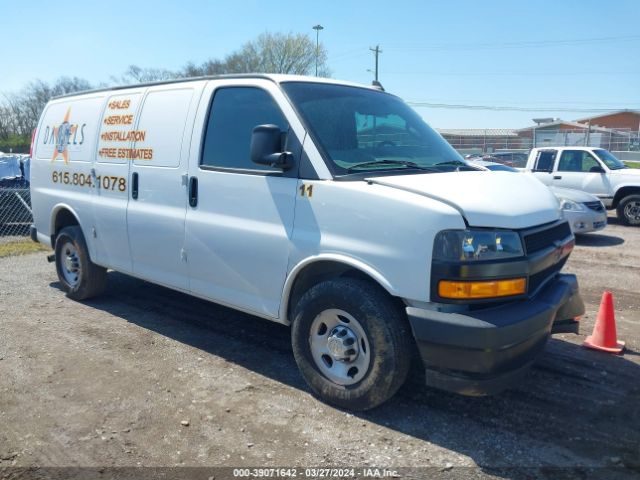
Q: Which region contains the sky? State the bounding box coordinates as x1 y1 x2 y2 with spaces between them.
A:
2 0 639 129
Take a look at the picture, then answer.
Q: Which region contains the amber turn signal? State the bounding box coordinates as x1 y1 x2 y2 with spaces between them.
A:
438 278 526 299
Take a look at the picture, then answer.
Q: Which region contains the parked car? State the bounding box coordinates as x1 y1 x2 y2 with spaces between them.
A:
483 151 529 168
30 75 584 410
467 160 607 234
550 187 607 234
524 147 640 225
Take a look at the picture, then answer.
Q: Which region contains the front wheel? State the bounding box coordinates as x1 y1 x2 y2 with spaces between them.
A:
55 226 107 300
291 278 412 411
616 194 640 226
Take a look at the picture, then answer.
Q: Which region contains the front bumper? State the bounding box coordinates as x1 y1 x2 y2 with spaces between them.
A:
563 210 607 234
407 273 584 396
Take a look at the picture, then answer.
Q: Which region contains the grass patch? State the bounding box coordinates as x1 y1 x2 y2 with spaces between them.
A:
625 161 640 169
0 239 50 258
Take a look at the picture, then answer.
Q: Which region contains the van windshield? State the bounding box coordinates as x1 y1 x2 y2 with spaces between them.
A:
281 82 467 176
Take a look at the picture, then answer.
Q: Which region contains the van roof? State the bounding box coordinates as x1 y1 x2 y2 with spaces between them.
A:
52 74 377 100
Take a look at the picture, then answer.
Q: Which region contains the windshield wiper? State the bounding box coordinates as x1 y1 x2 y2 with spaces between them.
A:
346 159 436 173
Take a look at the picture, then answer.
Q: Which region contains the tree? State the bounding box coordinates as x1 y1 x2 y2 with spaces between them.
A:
181 31 330 77
1 77 92 140
181 59 230 77
0 30 332 151
111 65 182 85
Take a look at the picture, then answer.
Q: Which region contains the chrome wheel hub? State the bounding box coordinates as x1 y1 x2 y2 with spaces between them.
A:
60 242 81 287
624 201 640 224
327 325 359 362
309 309 371 386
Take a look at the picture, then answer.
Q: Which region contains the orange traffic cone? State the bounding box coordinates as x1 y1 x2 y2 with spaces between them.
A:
583 291 625 354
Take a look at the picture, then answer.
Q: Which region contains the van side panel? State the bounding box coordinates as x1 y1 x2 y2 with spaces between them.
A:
126 83 205 289
31 94 106 250
90 91 147 273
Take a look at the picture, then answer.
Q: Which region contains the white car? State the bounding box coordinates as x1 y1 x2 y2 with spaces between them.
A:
468 160 607 234
30 75 585 409
550 187 607 234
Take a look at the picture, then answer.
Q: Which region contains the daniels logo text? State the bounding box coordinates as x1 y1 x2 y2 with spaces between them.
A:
43 107 87 164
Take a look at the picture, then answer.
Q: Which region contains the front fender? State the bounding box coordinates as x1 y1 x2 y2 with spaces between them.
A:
280 253 398 324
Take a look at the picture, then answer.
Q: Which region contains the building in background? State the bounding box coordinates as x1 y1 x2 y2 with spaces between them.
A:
574 110 640 131
439 110 640 155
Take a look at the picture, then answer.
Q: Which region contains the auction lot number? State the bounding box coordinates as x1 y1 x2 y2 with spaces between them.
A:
233 468 358 478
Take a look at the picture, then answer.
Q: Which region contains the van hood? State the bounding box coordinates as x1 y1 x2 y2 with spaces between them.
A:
368 171 561 229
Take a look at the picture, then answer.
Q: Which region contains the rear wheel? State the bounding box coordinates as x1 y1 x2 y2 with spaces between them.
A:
55 226 106 300
291 277 411 410
616 194 640 226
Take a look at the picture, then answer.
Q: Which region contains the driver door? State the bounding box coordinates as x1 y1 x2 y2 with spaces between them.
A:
552 149 610 196
184 80 300 319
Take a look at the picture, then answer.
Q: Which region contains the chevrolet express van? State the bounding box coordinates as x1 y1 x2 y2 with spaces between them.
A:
30 75 584 410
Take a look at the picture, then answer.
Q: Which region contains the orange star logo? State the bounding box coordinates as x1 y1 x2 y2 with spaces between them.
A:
51 107 77 164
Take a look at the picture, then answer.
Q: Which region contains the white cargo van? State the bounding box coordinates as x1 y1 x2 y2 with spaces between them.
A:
30 75 584 410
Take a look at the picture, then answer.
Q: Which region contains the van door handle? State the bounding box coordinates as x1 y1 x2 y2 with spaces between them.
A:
188 176 198 207
553 176 562 180
131 172 139 199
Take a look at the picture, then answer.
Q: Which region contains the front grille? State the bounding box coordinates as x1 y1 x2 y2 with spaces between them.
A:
584 201 604 212
528 257 567 294
523 222 572 254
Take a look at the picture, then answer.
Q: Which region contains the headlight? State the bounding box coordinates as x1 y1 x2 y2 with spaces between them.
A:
433 229 524 262
560 199 585 212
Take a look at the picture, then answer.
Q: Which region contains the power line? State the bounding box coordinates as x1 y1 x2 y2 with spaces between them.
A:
406 102 637 113
384 71 640 76
329 48 368 61
384 34 640 51
416 99 640 106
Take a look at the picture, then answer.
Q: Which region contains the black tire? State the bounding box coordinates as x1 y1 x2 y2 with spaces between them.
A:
55 226 107 300
616 194 640 226
291 277 412 411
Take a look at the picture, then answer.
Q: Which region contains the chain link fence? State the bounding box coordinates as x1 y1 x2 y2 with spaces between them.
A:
1 154 32 242
440 128 640 156
0 185 32 241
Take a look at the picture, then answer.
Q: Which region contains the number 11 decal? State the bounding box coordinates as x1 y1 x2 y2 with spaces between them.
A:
299 183 314 198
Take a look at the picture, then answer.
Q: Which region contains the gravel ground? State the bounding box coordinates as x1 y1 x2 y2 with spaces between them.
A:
0 212 638 478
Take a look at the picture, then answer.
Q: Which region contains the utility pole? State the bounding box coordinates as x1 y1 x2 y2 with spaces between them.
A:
369 45 382 82
585 119 591 146
313 24 324 76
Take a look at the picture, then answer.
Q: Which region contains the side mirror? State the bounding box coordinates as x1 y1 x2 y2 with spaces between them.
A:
589 165 605 174
250 124 292 170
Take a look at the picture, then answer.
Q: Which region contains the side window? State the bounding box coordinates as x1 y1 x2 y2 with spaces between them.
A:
558 150 600 172
534 150 556 171
558 150 581 172
201 87 288 171
580 153 600 172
